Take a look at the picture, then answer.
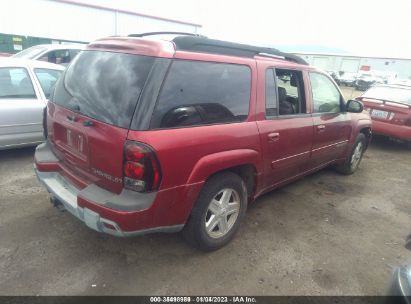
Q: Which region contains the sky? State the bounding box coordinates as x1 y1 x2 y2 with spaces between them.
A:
80 0 411 58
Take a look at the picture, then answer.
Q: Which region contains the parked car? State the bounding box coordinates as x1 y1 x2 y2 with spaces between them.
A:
0 58 64 149
12 44 84 66
389 78 411 86
358 84 411 145
34 33 371 251
339 72 358 87
355 73 384 91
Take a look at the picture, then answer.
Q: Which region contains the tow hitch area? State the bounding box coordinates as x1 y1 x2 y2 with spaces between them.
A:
50 196 65 212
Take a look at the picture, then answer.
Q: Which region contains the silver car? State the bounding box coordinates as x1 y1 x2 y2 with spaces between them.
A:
12 44 84 66
0 58 64 150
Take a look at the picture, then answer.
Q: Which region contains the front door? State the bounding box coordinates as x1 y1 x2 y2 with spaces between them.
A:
308 72 352 167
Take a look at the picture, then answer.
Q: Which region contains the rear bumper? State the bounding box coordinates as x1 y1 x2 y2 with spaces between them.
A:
34 141 202 237
34 169 183 237
372 120 411 141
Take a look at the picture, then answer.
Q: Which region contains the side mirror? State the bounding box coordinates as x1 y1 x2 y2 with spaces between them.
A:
346 99 364 113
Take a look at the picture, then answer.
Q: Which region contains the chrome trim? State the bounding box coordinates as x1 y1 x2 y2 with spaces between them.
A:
311 140 348 152
271 150 310 165
0 122 42 128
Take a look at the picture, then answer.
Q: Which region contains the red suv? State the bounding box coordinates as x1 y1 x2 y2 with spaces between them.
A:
34 33 372 251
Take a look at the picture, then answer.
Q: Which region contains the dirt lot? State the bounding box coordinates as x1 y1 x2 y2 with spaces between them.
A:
0 87 410 295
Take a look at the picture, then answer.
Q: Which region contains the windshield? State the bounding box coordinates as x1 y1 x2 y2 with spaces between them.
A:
363 86 411 105
12 46 47 59
52 51 155 128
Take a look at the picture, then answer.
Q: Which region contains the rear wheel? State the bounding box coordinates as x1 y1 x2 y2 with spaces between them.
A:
182 172 247 251
336 133 366 175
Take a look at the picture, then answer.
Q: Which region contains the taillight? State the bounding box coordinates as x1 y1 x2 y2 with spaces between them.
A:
123 141 162 192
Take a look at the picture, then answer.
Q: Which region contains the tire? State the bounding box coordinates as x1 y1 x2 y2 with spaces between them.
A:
182 171 247 251
335 133 367 175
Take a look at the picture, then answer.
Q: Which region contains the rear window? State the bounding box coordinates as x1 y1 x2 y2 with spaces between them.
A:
151 60 251 129
53 51 155 128
12 46 47 59
363 86 411 105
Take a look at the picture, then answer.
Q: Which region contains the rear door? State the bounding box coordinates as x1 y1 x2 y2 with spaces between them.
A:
48 50 155 193
256 64 314 189
308 72 352 167
0 66 45 148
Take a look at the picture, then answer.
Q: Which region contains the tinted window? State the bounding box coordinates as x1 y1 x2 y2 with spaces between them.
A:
265 69 277 117
69 49 81 61
276 69 306 115
151 60 251 128
53 51 155 128
0 67 36 99
309 72 342 113
34 68 62 98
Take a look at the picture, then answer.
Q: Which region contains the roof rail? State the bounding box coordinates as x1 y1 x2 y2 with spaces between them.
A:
257 52 285 60
128 32 206 38
172 36 308 65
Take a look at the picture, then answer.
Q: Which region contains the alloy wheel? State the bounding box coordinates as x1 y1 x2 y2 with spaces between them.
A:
351 142 363 169
205 188 240 239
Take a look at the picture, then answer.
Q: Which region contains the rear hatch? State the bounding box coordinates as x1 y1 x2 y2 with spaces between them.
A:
47 50 155 193
358 85 411 127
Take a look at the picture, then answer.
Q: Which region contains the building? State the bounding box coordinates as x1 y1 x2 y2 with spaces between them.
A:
294 52 411 80
0 0 202 54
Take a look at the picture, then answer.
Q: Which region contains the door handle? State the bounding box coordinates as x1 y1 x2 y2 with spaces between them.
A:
317 125 325 131
268 132 280 142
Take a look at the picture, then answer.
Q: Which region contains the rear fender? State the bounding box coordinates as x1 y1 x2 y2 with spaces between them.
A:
186 149 260 185
180 149 260 222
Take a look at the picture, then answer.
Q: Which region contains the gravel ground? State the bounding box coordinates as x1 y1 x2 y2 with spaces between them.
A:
0 87 410 295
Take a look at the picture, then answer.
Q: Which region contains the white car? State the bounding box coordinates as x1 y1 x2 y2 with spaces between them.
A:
12 44 85 66
0 58 64 150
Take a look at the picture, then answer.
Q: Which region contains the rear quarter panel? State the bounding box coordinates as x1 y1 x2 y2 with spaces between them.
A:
127 122 262 190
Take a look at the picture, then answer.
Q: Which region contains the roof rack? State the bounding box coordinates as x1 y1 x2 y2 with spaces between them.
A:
128 31 206 38
172 36 308 65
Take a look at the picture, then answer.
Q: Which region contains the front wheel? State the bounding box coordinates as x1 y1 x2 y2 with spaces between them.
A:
182 172 247 251
335 133 367 175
